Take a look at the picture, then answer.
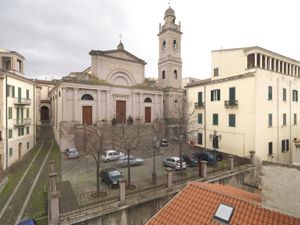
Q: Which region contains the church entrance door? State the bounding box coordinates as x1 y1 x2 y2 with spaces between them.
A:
116 101 126 124
41 106 49 121
145 107 151 123
82 106 92 125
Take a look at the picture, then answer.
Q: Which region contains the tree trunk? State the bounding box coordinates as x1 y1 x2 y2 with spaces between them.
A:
127 152 131 186
96 160 100 196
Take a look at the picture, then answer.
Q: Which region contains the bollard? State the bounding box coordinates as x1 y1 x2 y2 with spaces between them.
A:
200 161 207 178
49 160 55 173
229 155 234 171
119 177 126 206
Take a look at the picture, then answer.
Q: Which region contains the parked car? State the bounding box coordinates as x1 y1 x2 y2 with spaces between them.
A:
101 150 125 162
160 138 169 147
99 168 125 188
116 155 144 167
181 155 198 167
192 151 217 166
209 149 223 161
65 148 79 160
18 219 37 225
163 156 186 170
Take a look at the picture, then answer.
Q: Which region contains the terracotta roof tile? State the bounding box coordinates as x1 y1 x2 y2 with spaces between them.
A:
146 182 300 225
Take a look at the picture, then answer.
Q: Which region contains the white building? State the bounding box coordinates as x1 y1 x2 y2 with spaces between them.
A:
0 49 36 169
187 46 300 166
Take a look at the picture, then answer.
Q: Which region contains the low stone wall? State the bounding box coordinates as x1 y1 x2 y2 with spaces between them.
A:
0 176 8 193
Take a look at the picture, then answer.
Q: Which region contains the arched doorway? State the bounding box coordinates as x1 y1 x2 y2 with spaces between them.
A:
41 106 49 121
18 143 22 159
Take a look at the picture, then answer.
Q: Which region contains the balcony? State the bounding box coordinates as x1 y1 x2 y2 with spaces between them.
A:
14 98 31 106
194 102 205 109
224 100 238 108
14 118 31 127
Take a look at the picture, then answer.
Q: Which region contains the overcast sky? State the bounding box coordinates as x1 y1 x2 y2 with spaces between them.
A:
1 0 300 80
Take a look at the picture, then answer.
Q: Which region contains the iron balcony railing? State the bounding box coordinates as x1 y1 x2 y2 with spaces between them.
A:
14 118 31 127
194 102 205 109
14 98 31 105
224 100 238 108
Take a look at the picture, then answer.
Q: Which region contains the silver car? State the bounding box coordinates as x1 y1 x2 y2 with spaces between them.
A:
116 155 144 167
163 156 186 170
65 148 79 160
101 150 125 162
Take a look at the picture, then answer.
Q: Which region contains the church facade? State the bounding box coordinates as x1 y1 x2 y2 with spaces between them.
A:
49 7 184 150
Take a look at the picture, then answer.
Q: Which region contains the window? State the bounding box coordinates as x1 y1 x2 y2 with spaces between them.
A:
9 148 13 157
292 90 298 101
173 40 177 49
27 142 30 149
283 113 286 126
81 94 93 100
283 88 286 101
213 114 218 125
8 107 12 119
12 86 15 97
268 86 272 100
268 142 273 155
229 114 236 127
8 129 12 139
26 127 29 134
198 113 203 124
198 133 203 145
198 92 203 104
294 113 297 125
229 87 236 101
162 40 166 50
213 67 219 77
26 108 29 118
268 114 272 127
211 89 221 101
247 54 255 69
18 87 21 99
162 70 165 79
18 127 24 136
7 85 10 97
282 139 289 152
174 70 177 79
144 97 152 103
26 89 29 99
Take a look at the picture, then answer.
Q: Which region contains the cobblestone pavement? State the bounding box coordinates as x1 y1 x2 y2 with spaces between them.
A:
0 125 54 225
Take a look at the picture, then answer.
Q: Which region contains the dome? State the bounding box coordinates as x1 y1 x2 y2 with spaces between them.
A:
117 41 124 50
164 6 175 18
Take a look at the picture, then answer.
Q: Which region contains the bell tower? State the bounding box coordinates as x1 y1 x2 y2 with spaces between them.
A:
158 6 182 88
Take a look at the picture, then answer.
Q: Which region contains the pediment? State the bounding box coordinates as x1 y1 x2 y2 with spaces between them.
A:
89 49 146 65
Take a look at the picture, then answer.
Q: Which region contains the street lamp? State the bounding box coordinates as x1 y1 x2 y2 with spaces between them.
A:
209 130 222 167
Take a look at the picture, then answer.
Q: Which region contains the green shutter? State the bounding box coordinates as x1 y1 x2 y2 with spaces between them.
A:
229 114 236 127
8 107 12 119
213 114 218 125
12 86 15 97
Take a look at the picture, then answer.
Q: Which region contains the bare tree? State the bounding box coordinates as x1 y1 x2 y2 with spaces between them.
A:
74 124 109 197
111 121 144 188
169 95 199 171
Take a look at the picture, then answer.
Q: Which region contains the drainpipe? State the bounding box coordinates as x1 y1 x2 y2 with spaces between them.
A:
204 84 206 150
289 81 292 164
33 82 36 145
5 75 8 169
276 78 279 162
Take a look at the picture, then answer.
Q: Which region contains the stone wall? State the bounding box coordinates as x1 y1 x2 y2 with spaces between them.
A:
261 161 300 218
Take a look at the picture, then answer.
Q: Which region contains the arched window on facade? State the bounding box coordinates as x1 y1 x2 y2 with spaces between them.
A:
162 40 166 50
173 40 177 49
81 94 94 100
162 70 166 79
174 70 178 79
144 97 152 103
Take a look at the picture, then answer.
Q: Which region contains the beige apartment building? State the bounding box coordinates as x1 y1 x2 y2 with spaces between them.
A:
0 49 36 169
187 46 300 166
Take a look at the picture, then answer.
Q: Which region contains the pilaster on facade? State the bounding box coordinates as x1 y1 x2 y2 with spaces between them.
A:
73 88 78 121
97 90 101 121
140 93 143 120
62 88 67 121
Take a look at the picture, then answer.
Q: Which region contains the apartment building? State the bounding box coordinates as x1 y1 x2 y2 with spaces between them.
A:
0 49 36 169
187 46 300 165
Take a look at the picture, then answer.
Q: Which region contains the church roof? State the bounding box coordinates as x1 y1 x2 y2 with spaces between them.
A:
89 43 146 65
